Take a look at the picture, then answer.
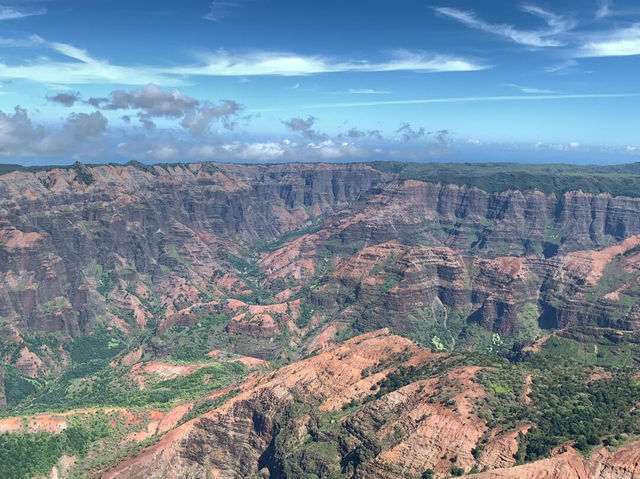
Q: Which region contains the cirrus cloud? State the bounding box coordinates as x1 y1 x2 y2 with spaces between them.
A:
0 36 488 87
0 4 46 21
173 49 488 77
434 5 576 48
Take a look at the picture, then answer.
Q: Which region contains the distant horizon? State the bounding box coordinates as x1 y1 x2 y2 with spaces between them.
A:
3 153 640 169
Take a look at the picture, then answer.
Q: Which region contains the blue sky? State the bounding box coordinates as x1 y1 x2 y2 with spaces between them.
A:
0 0 639 165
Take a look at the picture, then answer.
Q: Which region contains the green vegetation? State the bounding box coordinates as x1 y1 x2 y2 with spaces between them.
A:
4 322 247 414
178 390 239 425
167 243 192 269
538 335 636 368
474 353 640 462
4 366 43 406
0 412 111 479
0 431 66 479
71 162 95 185
9 358 246 413
449 465 465 476
126 160 159 175
254 217 325 252
370 161 640 198
65 326 125 364
38 297 68 315
228 252 262 278
520 370 640 460
95 264 116 297
163 311 231 361
296 303 314 328
125 285 166 332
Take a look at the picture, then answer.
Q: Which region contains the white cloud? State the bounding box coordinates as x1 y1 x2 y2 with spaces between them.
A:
0 5 46 21
0 38 487 86
504 83 558 94
434 5 575 47
0 34 43 47
181 100 243 134
348 88 391 94
170 49 488 76
0 107 107 158
97 84 199 116
578 24 640 57
91 84 244 134
0 38 183 86
116 135 374 163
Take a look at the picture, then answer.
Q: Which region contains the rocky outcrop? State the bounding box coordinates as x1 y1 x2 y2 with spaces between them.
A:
470 447 590 478
589 440 640 478
468 440 640 479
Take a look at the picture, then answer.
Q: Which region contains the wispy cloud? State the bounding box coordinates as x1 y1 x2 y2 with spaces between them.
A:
0 4 46 21
0 36 183 85
434 5 575 47
0 34 43 46
544 59 578 73
348 88 391 95
203 1 252 22
0 38 487 85
293 93 640 110
171 49 488 76
577 24 640 57
504 83 558 94
595 0 611 20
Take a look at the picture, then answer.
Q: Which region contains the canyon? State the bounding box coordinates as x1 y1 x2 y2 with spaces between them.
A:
1 161 640 478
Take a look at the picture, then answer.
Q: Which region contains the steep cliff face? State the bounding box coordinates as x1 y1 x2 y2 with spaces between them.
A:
308 180 640 258
2 162 640 382
259 231 640 350
0 162 387 340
